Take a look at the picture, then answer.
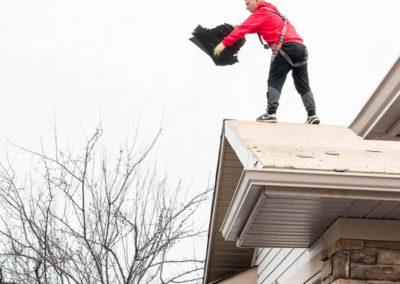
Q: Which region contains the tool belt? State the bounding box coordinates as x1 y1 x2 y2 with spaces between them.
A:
257 7 307 67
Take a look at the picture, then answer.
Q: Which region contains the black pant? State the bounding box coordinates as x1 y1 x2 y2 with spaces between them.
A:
267 42 316 116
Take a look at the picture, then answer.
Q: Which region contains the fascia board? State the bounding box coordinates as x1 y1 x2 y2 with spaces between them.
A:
224 120 260 168
246 168 400 193
203 130 229 284
362 89 400 140
220 168 400 244
350 57 400 140
236 192 266 247
263 185 400 201
220 171 263 241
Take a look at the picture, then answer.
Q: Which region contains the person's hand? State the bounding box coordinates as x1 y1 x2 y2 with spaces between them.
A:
214 42 226 57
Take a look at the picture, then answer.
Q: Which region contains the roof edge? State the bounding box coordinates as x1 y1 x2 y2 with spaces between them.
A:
224 120 260 168
349 57 400 140
202 121 229 284
221 168 400 246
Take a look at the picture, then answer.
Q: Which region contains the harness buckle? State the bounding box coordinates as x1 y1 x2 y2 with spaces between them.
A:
271 52 278 62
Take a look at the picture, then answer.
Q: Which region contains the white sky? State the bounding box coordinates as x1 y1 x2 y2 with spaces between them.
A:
0 0 399 221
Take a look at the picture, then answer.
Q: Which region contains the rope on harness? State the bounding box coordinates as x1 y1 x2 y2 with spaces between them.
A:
257 7 307 67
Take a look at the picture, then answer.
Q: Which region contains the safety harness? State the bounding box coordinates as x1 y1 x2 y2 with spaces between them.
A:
257 7 307 67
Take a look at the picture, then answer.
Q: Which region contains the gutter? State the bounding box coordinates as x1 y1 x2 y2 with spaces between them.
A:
221 168 400 246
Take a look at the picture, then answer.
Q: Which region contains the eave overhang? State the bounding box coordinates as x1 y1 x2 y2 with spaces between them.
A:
203 122 254 284
350 57 400 141
221 168 400 248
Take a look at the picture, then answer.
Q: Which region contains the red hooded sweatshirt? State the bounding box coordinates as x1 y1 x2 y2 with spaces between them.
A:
222 1 303 48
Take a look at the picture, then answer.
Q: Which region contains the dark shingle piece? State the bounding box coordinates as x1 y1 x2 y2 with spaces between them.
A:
190 24 246 66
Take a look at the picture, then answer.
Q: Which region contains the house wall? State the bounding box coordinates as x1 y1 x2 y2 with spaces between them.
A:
256 219 400 284
321 239 400 283
256 247 322 284
218 267 257 284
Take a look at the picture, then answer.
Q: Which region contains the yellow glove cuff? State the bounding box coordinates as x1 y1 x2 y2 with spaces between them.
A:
213 43 226 57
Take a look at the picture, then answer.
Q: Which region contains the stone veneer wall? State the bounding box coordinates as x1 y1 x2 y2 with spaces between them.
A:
320 239 400 284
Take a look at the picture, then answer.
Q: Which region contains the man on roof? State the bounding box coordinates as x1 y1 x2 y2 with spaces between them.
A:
214 0 320 124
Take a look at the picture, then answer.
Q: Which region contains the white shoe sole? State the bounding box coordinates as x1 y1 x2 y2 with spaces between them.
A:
256 118 277 123
307 119 320 124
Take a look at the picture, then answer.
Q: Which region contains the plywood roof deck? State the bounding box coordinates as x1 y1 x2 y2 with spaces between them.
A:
228 120 400 175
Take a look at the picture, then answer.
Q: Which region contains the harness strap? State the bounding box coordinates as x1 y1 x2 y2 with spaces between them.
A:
278 49 307 67
257 7 287 54
257 7 307 67
257 33 270 50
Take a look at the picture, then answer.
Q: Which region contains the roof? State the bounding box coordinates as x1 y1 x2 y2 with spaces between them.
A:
350 57 400 141
203 120 400 283
228 120 400 174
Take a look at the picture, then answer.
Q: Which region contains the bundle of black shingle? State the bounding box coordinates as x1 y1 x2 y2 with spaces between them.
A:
190 24 246 66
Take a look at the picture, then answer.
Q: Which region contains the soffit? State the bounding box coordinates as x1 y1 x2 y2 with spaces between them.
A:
221 169 400 248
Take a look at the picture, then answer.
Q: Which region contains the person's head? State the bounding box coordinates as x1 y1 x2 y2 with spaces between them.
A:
245 0 260 13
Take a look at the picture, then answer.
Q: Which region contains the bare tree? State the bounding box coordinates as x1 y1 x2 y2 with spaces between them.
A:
0 127 209 284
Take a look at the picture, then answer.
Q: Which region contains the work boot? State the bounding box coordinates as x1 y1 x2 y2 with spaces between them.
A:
256 113 277 123
305 115 320 124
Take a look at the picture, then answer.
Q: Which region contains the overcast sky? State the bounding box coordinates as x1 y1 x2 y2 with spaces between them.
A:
0 0 399 211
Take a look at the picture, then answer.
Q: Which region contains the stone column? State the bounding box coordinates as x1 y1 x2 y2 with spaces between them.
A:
320 239 400 284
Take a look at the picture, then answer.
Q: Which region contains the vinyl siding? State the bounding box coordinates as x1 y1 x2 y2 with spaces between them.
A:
255 238 324 284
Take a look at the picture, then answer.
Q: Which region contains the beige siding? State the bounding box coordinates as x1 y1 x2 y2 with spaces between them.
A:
256 248 305 284
255 237 326 284
218 267 257 284
256 247 324 284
